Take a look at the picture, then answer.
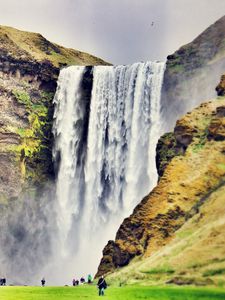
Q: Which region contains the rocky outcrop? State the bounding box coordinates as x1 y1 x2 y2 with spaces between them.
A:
161 15 225 129
96 96 225 278
156 133 182 177
216 74 225 96
0 25 108 203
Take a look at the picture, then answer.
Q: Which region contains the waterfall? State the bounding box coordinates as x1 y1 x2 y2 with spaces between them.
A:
52 66 87 256
52 61 165 283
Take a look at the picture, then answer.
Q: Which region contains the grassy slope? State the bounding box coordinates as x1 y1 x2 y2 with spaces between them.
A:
107 180 225 287
1 286 225 300
0 25 109 66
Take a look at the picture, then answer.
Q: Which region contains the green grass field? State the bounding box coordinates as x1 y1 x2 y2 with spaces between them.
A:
1 285 225 300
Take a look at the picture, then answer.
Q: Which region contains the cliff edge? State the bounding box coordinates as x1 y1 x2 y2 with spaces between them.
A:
161 15 225 129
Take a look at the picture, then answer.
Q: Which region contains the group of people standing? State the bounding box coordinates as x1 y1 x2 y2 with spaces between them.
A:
41 274 107 296
1 274 107 296
71 273 108 296
41 274 93 287
72 274 92 286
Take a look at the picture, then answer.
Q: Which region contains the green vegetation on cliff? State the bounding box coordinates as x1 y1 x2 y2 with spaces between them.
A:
9 88 53 180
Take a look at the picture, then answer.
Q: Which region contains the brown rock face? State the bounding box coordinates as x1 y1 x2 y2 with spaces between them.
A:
96 97 225 278
156 132 185 177
216 74 225 96
208 106 225 140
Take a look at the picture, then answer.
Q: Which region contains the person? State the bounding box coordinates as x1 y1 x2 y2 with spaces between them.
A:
80 277 85 284
87 274 92 284
2 278 6 286
72 278 76 286
97 276 107 296
41 277 46 287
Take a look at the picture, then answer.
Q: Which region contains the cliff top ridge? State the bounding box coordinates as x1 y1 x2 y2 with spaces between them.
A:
0 25 109 67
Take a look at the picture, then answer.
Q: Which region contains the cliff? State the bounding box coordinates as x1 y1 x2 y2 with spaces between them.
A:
96 93 225 286
161 15 225 129
0 25 108 203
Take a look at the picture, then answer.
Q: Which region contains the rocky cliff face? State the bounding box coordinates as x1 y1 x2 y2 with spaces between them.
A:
0 25 108 203
96 93 225 283
161 15 225 129
216 73 225 96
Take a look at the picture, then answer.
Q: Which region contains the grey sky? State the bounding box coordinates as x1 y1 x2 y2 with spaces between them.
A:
0 0 225 64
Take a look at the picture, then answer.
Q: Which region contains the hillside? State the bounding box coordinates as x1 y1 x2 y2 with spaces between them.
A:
105 176 225 287
161 15 225 129
96 92 225 287
0 25 109 67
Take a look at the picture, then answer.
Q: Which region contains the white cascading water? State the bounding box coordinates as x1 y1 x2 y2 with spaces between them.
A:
52 66 86 256
51 61 165 284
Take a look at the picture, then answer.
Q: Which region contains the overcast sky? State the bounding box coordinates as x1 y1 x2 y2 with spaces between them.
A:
0 0 225 64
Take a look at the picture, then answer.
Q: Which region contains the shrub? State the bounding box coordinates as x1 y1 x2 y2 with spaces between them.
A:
13 90 31 106
203 268 225 277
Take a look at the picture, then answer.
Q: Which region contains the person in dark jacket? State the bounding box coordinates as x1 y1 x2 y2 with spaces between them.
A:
80 277 85 284
1 278 6 286
97 276 107 296
41 277 46 287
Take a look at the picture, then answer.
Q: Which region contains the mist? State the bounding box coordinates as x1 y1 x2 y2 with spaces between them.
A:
0 185 56 285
